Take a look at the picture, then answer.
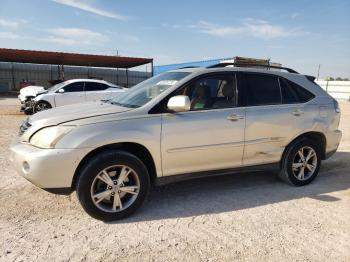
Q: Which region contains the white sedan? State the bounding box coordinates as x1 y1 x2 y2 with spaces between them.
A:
33 79 125 113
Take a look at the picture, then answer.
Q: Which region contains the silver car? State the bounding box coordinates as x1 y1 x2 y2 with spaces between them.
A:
10 64 342 221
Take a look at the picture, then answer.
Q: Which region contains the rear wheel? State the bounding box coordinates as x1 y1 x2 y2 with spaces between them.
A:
34 101 51 113
76 151 150 221
279 138 321 186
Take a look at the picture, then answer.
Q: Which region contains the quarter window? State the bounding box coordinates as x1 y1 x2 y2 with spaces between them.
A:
280 78 315 103
244 73 281 106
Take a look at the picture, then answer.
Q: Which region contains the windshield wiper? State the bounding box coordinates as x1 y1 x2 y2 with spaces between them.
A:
110 101 138 108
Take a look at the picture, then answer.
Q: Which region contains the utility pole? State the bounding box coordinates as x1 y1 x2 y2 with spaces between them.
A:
317 64 321 80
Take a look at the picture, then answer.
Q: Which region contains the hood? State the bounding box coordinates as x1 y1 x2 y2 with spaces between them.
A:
20 86 45 97
29 101 132 127
36 90 48 96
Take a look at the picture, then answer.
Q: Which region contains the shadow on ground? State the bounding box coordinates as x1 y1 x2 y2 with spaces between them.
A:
111 151 350 223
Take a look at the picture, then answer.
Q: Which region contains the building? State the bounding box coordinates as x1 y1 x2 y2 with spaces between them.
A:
0 48 153 92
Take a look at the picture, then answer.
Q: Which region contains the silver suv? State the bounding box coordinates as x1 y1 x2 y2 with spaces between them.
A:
10 64 342 221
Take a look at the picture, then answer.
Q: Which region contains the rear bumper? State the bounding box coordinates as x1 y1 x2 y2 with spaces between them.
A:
325 129 342 159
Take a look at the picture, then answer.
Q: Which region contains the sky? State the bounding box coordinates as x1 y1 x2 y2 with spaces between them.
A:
0 0 349 78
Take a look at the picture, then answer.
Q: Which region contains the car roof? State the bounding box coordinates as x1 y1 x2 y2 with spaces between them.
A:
64 79 115 85
169 66 298 78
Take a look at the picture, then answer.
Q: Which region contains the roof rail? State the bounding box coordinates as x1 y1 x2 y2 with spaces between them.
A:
207 63 299 74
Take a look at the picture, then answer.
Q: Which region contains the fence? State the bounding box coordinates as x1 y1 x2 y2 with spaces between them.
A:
315 80 350 100
0 62 152 92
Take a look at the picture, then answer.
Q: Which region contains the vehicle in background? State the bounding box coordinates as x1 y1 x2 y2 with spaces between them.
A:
19 81 36 89
10 63 342 221
18 85 46 114
33 79 125 113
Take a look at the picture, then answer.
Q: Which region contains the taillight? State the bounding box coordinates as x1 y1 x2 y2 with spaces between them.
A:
333 99 340 113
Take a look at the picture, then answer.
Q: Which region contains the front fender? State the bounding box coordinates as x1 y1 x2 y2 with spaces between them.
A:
56 116 162 176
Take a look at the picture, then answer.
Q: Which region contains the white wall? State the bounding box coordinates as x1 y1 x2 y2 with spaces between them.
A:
315 80 350 100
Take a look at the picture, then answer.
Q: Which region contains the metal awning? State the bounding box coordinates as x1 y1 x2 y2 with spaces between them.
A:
0 48 153 68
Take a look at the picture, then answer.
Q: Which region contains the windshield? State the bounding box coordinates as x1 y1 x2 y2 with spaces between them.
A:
48 82 67 93
109 71 190 108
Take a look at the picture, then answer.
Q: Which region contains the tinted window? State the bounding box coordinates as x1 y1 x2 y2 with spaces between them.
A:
177 74 237 110
63 82 84 92
280 78 315 103
280 78 299 104
108 85 122 89
85 82 108 91
244 74 281 106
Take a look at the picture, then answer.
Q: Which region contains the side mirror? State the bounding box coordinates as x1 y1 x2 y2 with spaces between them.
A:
167 95 191 112
58 88 65 93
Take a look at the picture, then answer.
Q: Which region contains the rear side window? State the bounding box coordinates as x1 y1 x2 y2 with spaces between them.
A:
280 78 315 103
84 82 108 91
244 73 281 106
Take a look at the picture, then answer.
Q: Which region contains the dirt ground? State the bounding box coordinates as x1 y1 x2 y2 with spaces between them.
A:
0 98 349 262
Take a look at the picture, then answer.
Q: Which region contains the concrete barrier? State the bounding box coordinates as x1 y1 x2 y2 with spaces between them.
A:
316 80 350 100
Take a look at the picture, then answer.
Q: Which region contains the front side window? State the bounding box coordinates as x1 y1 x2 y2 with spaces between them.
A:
109 72 190 108
176 74 237 110
244 73 281 106
62 82 84 92
48 82 66 93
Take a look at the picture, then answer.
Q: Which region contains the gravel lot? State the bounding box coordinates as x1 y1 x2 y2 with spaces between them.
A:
1 98 349 261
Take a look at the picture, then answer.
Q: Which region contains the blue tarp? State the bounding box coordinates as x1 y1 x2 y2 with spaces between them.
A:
153 58 231 75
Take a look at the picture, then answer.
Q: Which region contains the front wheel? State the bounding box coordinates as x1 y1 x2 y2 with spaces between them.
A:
279 138 321 186
76 151 150 221
34 101 51 113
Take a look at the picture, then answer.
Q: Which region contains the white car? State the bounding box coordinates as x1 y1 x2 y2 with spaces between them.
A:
18 85 46 113
18 85 46 103
33 79 125 113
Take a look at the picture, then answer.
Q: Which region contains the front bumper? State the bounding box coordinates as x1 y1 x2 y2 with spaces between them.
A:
10 141 90 194
19 98 35 113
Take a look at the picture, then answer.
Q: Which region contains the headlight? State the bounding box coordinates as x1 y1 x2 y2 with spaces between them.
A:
30 126 75 149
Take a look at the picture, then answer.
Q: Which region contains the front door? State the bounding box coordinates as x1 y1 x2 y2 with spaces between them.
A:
54 81 85 107
161 73 245 176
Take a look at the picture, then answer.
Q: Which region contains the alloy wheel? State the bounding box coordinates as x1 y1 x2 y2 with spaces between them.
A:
292 146 317 181
35 103 49 112
90 165 140 213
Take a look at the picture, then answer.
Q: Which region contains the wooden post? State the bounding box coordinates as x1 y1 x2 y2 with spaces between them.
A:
11 62 16 91
126 68 129 88
151 60 154 77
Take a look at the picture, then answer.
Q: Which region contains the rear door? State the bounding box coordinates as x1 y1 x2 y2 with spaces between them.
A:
84 82 111 101
54 81 85 107
241 72 313 166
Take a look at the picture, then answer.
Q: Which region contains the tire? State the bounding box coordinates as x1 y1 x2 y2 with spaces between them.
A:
24 108 33 115
34 101 51 113
279 138 321 186
76 150 150 221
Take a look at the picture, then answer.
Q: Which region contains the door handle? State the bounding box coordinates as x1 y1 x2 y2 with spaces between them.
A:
291 109 304 116
227 114 244 121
